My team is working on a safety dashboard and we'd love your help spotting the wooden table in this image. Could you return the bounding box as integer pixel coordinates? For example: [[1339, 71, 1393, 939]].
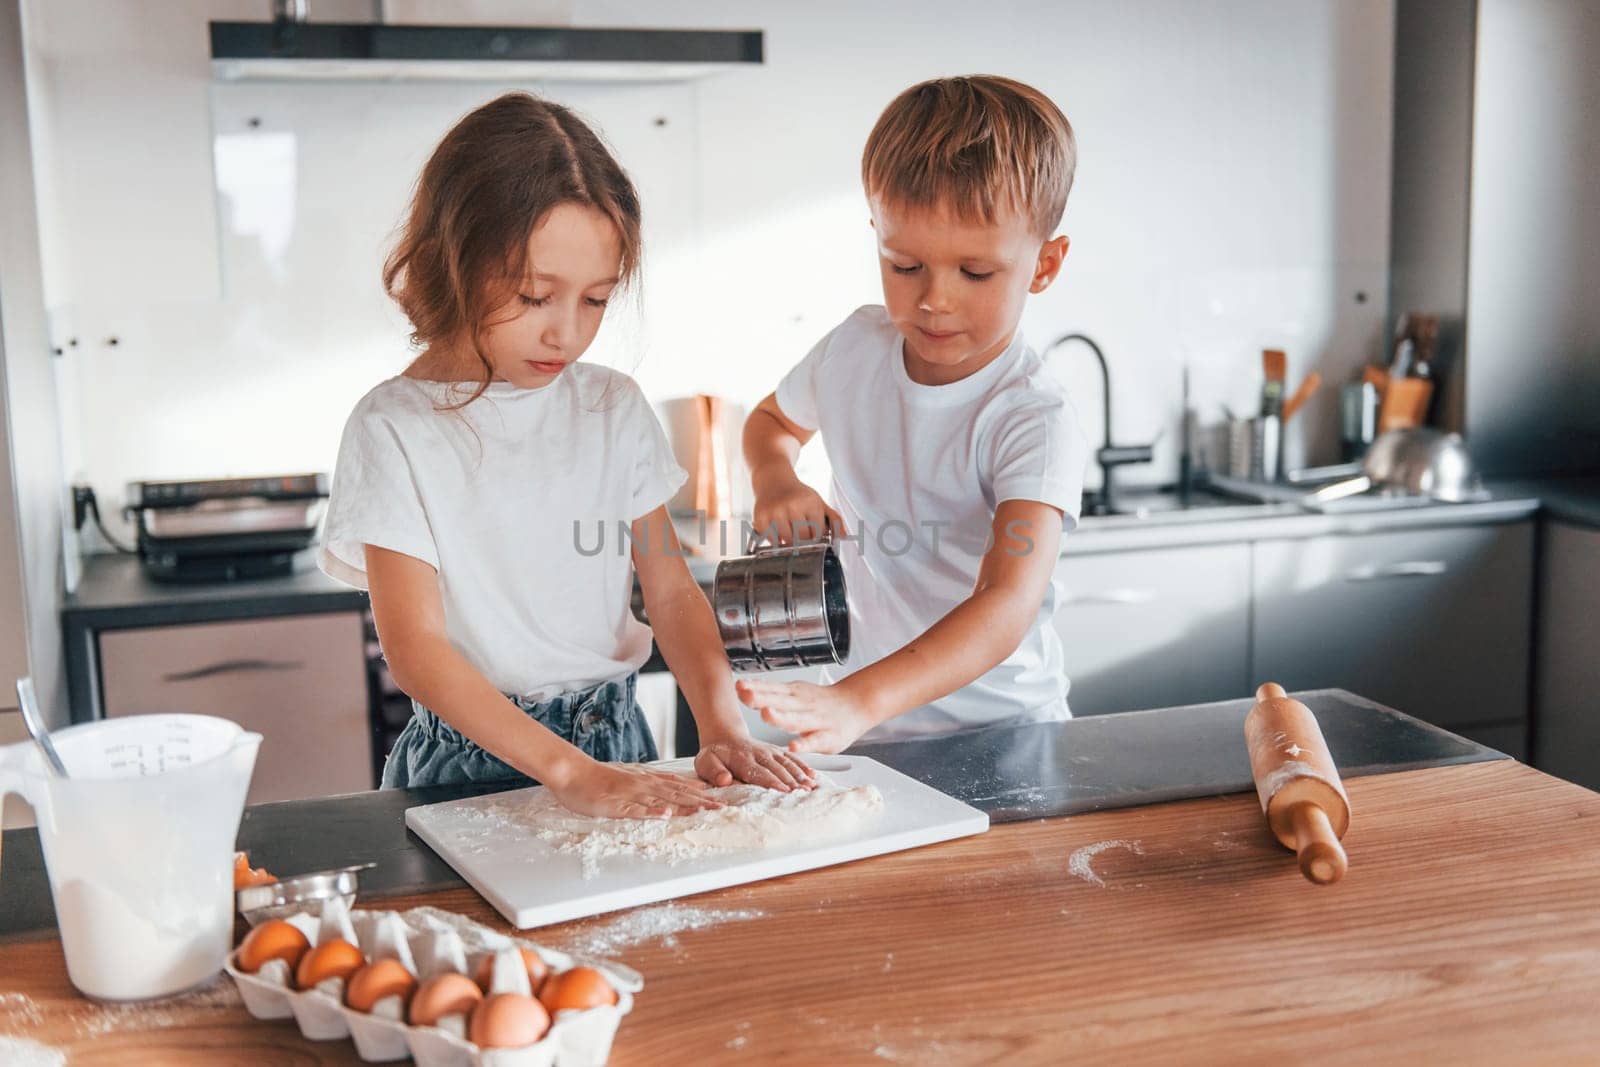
[[3, 760, 1598, 1065]]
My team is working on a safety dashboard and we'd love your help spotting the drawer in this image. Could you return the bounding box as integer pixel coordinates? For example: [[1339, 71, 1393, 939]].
[[1251, 522, 1533, 728], [99, 612, 373, 804], [1054, 542, 1252, 714]]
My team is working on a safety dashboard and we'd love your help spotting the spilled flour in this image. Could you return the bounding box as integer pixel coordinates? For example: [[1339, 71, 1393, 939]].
[[407, 900, 765, 960], [0, 992, 44, 1030], [554, 904, 765, 957], [0, 1036, 64, 1067], [0, 977, 242, 1062], [69, 978, 241, 1038], [414, 774, 885, 879], [725, 1020, 753, 1050], [1067, 839, 1146, 887]]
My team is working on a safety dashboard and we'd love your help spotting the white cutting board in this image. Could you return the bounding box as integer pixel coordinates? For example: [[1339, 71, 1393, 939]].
[[404, 755, 989, 929]]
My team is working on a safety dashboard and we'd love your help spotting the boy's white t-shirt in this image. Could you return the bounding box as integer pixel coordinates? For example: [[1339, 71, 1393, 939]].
[[319, 364, 687, 702], [775, 305, 1090, 742]]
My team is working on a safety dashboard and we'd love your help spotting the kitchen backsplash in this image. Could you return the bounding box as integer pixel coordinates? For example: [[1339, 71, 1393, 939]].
[[24, 0, 1395, 559]]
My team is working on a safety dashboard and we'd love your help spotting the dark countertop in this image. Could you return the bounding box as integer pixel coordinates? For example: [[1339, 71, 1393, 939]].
[[62, 551, 725, 630], [1065, 489, 1539, 554], [1487, 474, 1600, 530], [62, 553, 368, 629], [0, 688, 1502, 940], [63, 480, 1581, 630]]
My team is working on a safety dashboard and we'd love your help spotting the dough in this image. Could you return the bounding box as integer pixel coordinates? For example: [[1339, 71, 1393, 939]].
[[530, 775, 885, 877]]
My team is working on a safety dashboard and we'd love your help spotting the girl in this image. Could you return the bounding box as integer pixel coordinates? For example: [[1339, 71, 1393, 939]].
[[320, 92, 814, 818]]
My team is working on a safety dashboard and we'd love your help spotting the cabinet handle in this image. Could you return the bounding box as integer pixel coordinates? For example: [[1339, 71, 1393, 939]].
[[1060, 588, 1156, 606], [1345, 560, 1448, 582], [161, 658, 306, 683]]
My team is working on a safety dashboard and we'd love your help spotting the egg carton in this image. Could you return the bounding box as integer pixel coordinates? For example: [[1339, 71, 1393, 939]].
[[225, 896, 641, 1066]]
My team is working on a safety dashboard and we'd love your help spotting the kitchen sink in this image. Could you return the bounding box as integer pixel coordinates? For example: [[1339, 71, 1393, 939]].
[[1079, 485, 1301, 525]]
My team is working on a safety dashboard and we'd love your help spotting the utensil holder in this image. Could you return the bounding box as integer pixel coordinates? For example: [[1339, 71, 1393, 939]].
[[1226, 416, 1281, 483], [1378, 378, 1433, 433]]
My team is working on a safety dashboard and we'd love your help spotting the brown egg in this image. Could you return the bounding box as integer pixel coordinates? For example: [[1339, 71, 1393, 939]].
[[235, 919, 310, 975], [409, 972, 484, 1028], [345, 958, 418, 1013], [474, 947, 551, 993], [294, 938, 366, 990], [537, 966, 617, 1013], [469, 993, 550, 1049]]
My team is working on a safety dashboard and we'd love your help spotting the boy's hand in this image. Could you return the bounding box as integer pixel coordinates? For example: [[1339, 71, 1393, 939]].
[[695, 735, 817, 791], [744, 393, 842, 546], [736, 679, 878, 754], [750, 471, 847, 547]]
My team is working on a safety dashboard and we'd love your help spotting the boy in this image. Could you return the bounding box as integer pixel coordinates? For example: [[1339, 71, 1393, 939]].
[[738, 75, 1090, 752]]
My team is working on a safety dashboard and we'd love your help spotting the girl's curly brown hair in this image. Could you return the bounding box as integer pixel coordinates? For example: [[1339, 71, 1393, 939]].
[[384, 92, 642, 404]]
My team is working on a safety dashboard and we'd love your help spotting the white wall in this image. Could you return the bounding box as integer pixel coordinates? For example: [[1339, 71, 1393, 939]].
[[23, 0, 1394, 556]]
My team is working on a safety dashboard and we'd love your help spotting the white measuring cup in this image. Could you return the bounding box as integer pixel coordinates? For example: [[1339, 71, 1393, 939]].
[[0, 714, 261, 1000]]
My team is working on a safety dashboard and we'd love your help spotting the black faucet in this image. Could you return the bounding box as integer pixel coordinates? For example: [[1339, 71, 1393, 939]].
[[1040, 332, 1154, 516]]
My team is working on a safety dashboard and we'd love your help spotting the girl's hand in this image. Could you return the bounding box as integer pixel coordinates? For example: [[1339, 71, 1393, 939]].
[[750, 473, 846, 547], [695, 735, 818, 791], [736, 679, 879, 755], [548, 760, 722, 819]]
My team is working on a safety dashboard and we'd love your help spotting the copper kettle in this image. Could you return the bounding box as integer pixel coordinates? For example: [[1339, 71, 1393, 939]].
[[657, 394, 750, 532], [692, 394, 731, 520]]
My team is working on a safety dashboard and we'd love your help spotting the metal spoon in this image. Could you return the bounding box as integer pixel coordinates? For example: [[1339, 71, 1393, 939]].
[[15, 677, 69, 778]]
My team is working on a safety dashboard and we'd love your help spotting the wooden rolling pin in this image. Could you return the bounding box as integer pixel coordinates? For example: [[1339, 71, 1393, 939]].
[[1244, 683, 1351, 884]]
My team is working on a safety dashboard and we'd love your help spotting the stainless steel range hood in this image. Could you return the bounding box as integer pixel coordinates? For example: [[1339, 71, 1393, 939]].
[[210, 20, 764, 83]]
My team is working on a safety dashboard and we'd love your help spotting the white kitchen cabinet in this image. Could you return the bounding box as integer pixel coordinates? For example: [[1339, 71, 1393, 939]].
[[1053, 543, 1252, 715], [2, 0, 68, 727], [1251, 522, 1533, 730], [98, 612, 373, 805], [22, 2, 222, 309], [1532, 521, 1600, 790]]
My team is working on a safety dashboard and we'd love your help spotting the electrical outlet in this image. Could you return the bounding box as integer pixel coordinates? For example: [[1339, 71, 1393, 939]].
[[71, 485, 95, 531]]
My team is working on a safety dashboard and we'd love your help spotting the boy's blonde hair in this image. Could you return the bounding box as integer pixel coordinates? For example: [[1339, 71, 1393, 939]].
[[861, 75, 1076, 237]]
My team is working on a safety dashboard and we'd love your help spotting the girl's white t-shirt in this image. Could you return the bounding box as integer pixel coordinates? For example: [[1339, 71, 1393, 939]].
[[319, 364, 686, 702], [776, 304, 1090, 741]]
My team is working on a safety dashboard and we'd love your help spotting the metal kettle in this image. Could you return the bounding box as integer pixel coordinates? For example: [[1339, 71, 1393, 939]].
[[1309, 427, 1484, 505]]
